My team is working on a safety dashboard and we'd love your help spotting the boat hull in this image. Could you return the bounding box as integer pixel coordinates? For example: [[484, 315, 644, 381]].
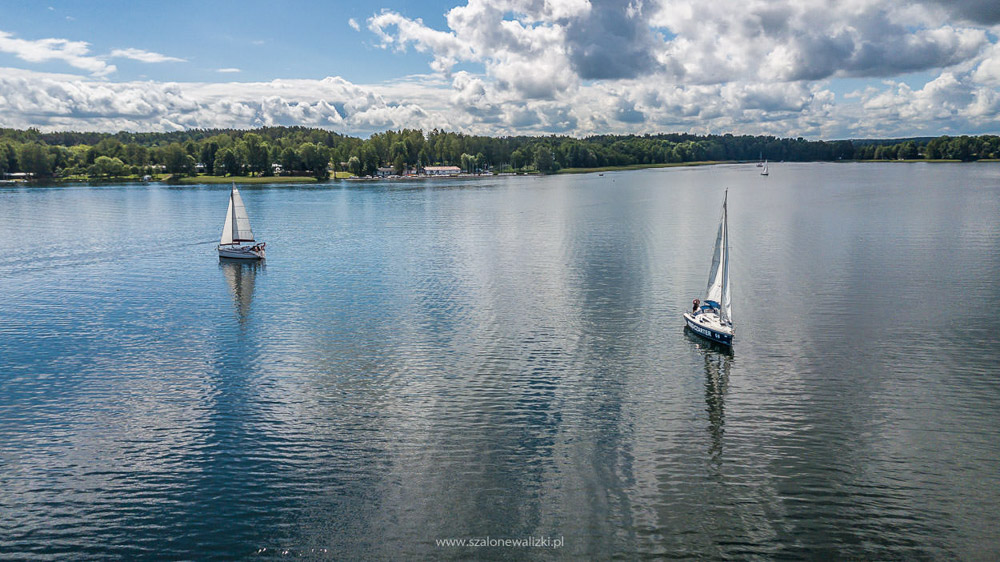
[[683, 313, 734, 346], [218, 246, 265, 260]]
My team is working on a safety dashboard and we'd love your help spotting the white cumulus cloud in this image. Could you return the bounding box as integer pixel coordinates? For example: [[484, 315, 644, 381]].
[[0, 69, 449, 135], [0, 30, 115, 76], [1, 0, 998, 138], [109, 48, 186, 63]]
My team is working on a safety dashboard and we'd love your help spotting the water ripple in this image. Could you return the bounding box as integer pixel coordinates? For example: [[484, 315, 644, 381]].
[[2, 168, 999, 559]]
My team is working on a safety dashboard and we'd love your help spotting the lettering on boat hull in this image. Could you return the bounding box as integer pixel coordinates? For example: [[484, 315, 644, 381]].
[[684, 316, 733, 346]]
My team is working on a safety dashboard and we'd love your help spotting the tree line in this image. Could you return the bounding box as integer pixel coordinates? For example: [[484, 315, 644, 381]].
[[1, 126, 998, 180], [852, 135, 1000, 161]]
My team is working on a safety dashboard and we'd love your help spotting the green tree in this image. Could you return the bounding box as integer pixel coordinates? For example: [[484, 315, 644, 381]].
[[90, 156, 127, 178], [48, 145, 71, 173], [123, 143, 149, 167], [898, 141, 919, 160], [460, 152, 474, 173], [359, 144, 379, 176], [510, 147, 528, 169], [347, 156, 362, 176], [162, 143, 195, 175], [199, 141, 219, 175], [17, 143, 54, 176], [949, 136, 975, 161], [298, 142, 330, 178], [418, 146, 433, 167], [67, 145, 90, 169], [280, 146, 301, 174], [0, 142, 16, 175], [390, 141, 408, 174], [214, 147, 241, 176], [533, 145, 557, 173], [93, 137, 123, 159], [237, 133, 270, 175]]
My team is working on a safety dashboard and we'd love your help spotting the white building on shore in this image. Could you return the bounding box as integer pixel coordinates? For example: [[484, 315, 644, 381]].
[[423, 165, 462, 176]]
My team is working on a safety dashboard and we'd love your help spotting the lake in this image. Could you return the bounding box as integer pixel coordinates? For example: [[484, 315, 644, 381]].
[[1, 162, 999, 559]]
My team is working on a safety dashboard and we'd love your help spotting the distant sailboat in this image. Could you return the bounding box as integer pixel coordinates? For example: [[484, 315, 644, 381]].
[[760, 160, 769, 176], [218, 183, 265, 260], [756, 152, 764, 167], [684, 190, 734, 346]]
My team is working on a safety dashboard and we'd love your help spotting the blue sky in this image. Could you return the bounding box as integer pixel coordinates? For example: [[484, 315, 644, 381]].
[[1, 0, 998, 138], [0, 0, 451, 82]]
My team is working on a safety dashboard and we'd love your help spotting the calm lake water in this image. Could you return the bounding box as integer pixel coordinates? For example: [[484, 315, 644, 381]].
[[2, 163, 999, 559]]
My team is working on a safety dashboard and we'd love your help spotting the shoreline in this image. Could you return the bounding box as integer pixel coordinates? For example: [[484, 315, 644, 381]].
[[555, 158, 995, 174], [172, 175, 320, 184], [556, 160, 734, 174], [4, 159, 996, 187]]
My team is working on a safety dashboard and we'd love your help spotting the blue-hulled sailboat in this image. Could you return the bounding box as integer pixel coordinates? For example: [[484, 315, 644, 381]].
[[684, 190, 734, 346]]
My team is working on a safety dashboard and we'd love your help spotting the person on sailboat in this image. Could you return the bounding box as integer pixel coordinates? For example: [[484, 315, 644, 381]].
[[692, 299, 700, 313]]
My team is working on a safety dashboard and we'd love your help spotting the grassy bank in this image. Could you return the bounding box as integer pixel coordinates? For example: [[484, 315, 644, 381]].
[[52, 173, 171, 182], [172, 171, 353, 183], [557, 161, 733, 174], [172, 175, 319, 184]]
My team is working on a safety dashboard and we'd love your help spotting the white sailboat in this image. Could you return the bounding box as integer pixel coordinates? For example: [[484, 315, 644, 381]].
[[218, 183, 265, 260], [760, 160, 769, 176], [684, 190, 734, 346]]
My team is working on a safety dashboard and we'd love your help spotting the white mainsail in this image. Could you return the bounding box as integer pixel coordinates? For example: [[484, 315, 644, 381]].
[[220, 184, 255, 245], [704, 191, 732, 323]]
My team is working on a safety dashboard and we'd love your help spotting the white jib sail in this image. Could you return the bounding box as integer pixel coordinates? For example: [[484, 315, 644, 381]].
[[220, 194, 235, 245], [705, 203, 725, 303]]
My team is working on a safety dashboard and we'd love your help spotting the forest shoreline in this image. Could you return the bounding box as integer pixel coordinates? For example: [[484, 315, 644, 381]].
[[6, 157, 1000, 188]]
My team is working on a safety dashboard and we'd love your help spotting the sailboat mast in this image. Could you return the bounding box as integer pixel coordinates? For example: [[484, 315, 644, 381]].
[[230, 184, 238, 245], [721, 190, 732, 324]]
